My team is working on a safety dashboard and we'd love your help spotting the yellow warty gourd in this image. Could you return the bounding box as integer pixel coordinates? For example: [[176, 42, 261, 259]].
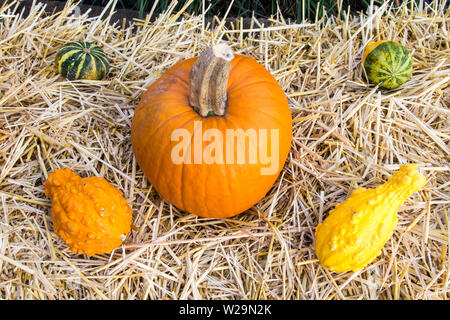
[[315, 164, 426, 272]]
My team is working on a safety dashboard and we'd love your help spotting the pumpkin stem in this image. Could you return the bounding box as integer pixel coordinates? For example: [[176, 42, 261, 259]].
[[189, 43, 234, 117]]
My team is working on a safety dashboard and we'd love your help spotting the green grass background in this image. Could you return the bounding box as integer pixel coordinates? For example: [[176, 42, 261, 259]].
[[78, 0, 444, 21]]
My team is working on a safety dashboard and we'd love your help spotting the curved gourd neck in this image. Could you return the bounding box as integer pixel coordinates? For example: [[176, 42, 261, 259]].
[[376, 164, 426, 200]]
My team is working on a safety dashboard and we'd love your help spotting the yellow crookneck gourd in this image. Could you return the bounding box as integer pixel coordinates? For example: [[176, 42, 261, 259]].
[[315, 164, 426, 272]]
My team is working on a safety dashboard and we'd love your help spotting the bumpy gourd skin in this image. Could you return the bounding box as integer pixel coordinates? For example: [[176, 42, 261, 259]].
[[44, 168, 132, 257], [315, 164, 426, 272]]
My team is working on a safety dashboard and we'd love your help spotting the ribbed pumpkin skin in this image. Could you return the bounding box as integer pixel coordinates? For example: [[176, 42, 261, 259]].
[[55, 41, 110, 80], [44, 168, 132, 256], [131, 55, 292, 218], [315, 164, 426, 272], [362, 40, 412, 90]]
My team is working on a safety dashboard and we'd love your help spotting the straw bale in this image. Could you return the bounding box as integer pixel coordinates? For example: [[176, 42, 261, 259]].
[[0, 0, 448, 299]]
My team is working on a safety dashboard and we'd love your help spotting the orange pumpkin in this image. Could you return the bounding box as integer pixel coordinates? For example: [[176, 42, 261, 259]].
[[131, 44, 292, 218]]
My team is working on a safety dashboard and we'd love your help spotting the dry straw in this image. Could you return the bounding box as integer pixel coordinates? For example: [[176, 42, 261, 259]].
[[0, 0, 449, 299]]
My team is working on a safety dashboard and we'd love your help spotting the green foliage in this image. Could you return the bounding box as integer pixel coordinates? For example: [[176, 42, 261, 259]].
[[77, 0, 444, 21]]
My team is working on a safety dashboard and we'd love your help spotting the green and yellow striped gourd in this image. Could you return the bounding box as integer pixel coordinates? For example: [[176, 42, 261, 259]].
[[55, 41, 109, 80], [362, 40, 412, 90]]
